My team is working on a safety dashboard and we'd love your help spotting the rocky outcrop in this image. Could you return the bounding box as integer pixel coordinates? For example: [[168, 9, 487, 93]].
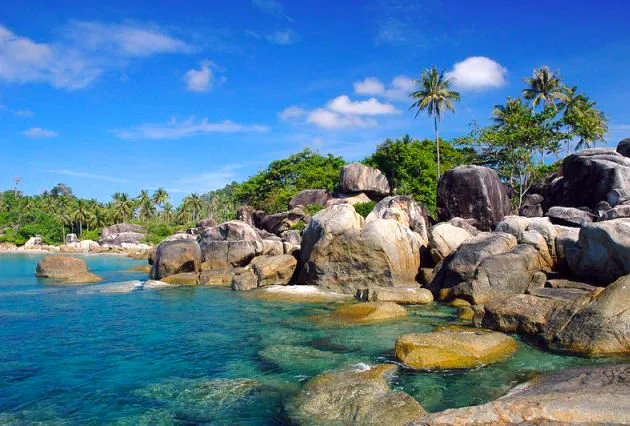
[[474, 294, 562, 335], [437, 165, 511, 231], [356, 287, 433, 305], [288, 364, 425, 426], [249, 255, 297, 286], [35, 256, 103, 284], [288, 189, 332, 209], [150, 239, 202, 280], [567, 218, 630, 284], [236, 205, 263, 228], [196, 217, 216, 229], [24, 235, 43, 248], [546, 148, 630, 209], [395, 329, 517, 370], [519, 193, 544, 217], [326, 192, 372, 206], [299, 206, 423, 293], [543, 274, 630, 355], [100, 223, 146, 247], [327, 302, 407, 324], [429, 223, 472, 263], [339, 163, 390, 197], [412, 364, 630, 425], [366, 196, 430, 242], [546, 206, 596, 227], [430, 232, 517, 295], [198, 221, 263, 270], [259, 207, 308, 235]]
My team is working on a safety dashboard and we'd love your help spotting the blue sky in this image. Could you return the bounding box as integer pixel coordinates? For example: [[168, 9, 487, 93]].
[[1, 0, 629, 204]]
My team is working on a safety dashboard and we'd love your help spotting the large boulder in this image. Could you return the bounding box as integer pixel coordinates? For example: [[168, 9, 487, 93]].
[[24, 235, 43, 248], [196, 217, 216, 229], [412, 364, 630, 425], [437, 165, 511, 231], [250, 255, 297, 286], [150, 239, 202, 280], [259, 207, 308, 235], [544, 274, 630, 355], [617, 137, 630, 158], [395, 329, 517, 370], [327, 302, 407, 324], [198, 221, 263, 270], [339, 163, 390, 197], [567, 218, 630, 284], [356, 287, 433, 305], [451, 244, 548, 305], [326, 192, 372, 207], [288, 364, 425, 426], [288, 189, 331, 209], [546, 206, 596, 227], [35, 256, 103, 284], [429, 223, 472, 263], [100, 223, 145, 247], [299, 208, 423, 293], [366, 196, 430, 242], [547, 148, 630, 209], [236, 205, 263, 228], [429, 232, 518, 295]]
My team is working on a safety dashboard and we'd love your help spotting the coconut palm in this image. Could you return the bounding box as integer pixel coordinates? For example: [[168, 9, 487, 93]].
[[72, 199, 89, 236], [139, 199, 156, 222], [492, 97, 525, 126], [410, 65, 461, 178], [152, 188, 169, 207], [522, 66, 567, 110], [162, 202, 174, 223], [112, 193, 133, 223]]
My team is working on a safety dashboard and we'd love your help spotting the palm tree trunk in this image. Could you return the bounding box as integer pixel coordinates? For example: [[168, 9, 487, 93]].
[[434, 115, 441, 180]]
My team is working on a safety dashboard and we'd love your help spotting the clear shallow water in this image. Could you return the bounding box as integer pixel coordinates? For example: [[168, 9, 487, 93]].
[[0, 254, 615, 424]]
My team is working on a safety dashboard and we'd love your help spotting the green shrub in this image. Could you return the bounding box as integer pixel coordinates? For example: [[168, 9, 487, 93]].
[[143, 222, 178, 245], [80, 229, 101, 241], [305, 204, 325, 216], [354, 201, 377, 218]]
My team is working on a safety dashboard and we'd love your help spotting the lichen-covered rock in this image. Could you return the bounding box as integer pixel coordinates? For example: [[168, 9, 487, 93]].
[[150, 239, 201, 280], [395, 329, 517, 370], [366, 196, 430, 242], [567, 218, 630, 284], [288, 364, 425, 426], [250, 255, 297, 286], [288, 189, 332, 209], [339, 163, 390, 197], [35, 256, 103, 284], [437, 165, 511, 231], [356, 287, 433, 305], [327, 302, 407, 324]]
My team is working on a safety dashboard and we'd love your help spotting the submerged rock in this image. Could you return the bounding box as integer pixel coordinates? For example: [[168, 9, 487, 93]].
[[288, 364, 425, 426], [395, 329, 517, 370], [258, 344, 350, 375], [35, 256, 103, 284], [412, 364, 630, 425], [327, 302, 407, 324], [161, 272, 199, 285], [250, 285, 352, 303], [356, 287, 433, 305]]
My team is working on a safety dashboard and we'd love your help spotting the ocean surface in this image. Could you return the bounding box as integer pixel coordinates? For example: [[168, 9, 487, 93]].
[[0, 253, 611, 425]]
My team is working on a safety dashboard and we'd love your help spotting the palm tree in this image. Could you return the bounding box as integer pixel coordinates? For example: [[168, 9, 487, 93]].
[[492, 97, 524, 125], [58, 208, 72, 242], [112, 193, 133, 223], [522, 66, 567, 110], [139, 199, 156, 222], [72, 199, 89, 237], [162, 202, 174, 223], [410, 65, 461, 178], [152, 188, 169, 222]]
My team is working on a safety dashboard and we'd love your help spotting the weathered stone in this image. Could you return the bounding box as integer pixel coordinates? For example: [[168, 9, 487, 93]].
[[567, 218, 630, 284], [429, 232, 518, 294], [546, 206, 596, 227], [617, 137, 630, 157], [252, 285, 352, 303], [260, 207, 309, 235], [100, 223, 145, 246], [326, 192, 372, 207], [196, 217, 216, 229], [601, 204, 630, 220], [235, 205, 262, 228], [204, 220, 262, 242], [451, 244, 548, 305], [437, 165, 511, 231], [127, 264, 151, 273], [366, 196, 430, 241], [328, 302, 407, 324], [288, 364, 425, 426], [553, 225, 579, 272], [528, 287, 591, 303], [429, 223, 473, 264], [544, 274, 630, 355], [518, 203, 543, 217], [288, 189, 332, 209], [24, 235, 43, 248], [606, 188, 630, 207], [521, 229, 552, 267], [35, 256, 103, 284], [150, 239, 201, 280], [250, 255, 297, 286], [231, 268, 258, 291], [261, 239, 283, 256], [474, 294, 561, 335], [356, 287, 433, 305], [199, 269, 238, 286], [495, 216, 531, 240], [412, 364, 630, 425], [281, 230, 302, 246], [522, 193, 544, 206], [339, 163, 390, 197], [161, 272, 199, 285], [227, 240, 261, 267], [395, 329, 517, 370], [448, 217, 481, 236], [65, 233, 78, 243], [546, 278, 598, 292]]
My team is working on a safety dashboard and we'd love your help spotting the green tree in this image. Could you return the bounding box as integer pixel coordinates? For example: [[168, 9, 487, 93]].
[[410, 66, 461, 178], [522, 66, 567, 109], [72, 199, 89, 236]]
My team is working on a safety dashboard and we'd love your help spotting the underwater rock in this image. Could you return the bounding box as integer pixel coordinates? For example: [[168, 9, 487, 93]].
[[327, 302, 407, 324]]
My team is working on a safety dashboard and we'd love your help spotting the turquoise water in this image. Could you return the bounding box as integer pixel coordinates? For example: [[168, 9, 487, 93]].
[[0, 254, 615, 424]]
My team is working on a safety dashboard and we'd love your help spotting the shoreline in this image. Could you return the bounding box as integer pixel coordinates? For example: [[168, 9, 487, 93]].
[[0, 248, 146, 258]]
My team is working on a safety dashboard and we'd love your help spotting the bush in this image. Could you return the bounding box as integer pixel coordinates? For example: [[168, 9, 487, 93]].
[[143, 222, 178, 245], [354, 201, 377, 218], [80, 229, 101, 241], [305, 204, 325, 216]]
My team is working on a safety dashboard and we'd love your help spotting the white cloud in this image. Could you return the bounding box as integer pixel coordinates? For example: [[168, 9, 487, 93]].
[[184, 60, 217, 93], [111, 116, 270, 140], [278, 105, 306, 121], [446, 56, 507, 90], [353, 77, 385, 96], [327, 95, 400, 116], [307, 108, 377, 129], [21, 127, 58, 138], [251, 0, 293, 21], [266, 29, 299, 45], [38, 168, 130, 183], [14, 109, 34, 117], [0, 22, 194, 90], [353, 75, 414, 101]]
